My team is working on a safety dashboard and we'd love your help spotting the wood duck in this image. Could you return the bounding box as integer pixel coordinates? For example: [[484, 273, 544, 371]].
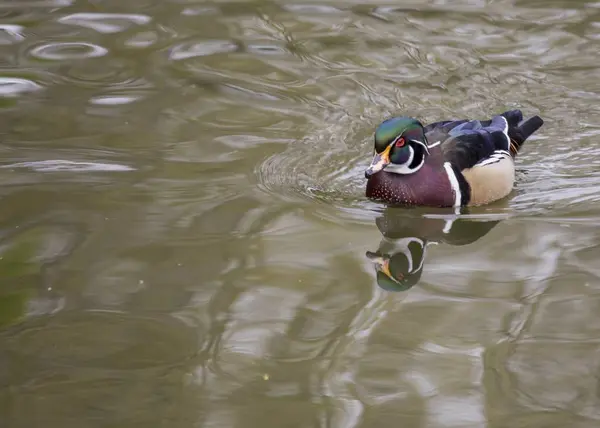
[[366, 208, 501, 291], [365, 109, 544, 207]]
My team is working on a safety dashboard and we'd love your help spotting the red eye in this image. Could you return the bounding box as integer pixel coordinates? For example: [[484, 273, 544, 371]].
[[395, 137, 405, 147]]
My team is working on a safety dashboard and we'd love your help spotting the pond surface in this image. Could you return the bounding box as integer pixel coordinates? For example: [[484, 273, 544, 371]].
[[1, 0, 600, 427]]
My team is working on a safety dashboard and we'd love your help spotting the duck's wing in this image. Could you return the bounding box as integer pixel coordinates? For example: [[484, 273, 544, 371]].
[[438, 115, 511, 170], [424, 110, 525, 141], [433, 110, 543, 170]]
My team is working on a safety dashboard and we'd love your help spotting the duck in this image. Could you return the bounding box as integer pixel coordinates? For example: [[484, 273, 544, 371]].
[[364, 109, 544, 207]]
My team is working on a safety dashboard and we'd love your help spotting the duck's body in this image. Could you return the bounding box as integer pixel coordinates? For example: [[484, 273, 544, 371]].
[[365, 110, 544, 207]]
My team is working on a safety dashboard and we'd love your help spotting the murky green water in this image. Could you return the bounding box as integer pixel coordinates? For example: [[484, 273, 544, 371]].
[[1, 0, 600, 427]]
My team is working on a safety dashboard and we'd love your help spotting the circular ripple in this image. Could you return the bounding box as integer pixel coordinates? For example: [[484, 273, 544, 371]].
[[0, 24, 25, 45], [57, 13, 152, 34], [169, 40, 239, 61], [0, 77, 42, 96], [90, 94, 143, 105], [256, 115, 383, 224], [64, 60, 148, 88], [29, 42, 108, 61], [1, 310, 198, 370], [258, 146, 366, 203]]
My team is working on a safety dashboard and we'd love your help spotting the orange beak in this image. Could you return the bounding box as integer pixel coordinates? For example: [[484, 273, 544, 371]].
[[366, 251, 400, 280], [365, 144, 392, 178]]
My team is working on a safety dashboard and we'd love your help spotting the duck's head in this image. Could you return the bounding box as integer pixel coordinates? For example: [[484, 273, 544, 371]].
[[365, 117, 429, 178]]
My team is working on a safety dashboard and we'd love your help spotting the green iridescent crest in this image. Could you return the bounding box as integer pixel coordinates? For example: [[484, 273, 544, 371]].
[[374, 117, 426, 153]]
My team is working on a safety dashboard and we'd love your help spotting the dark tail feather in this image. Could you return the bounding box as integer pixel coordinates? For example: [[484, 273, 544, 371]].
[[501, 109, 524, 128], [508, 115, 544, 156]]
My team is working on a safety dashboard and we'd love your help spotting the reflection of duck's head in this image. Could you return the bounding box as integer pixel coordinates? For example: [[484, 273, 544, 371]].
[[367, 207, 502, 292], [366, 237, 427, 292]]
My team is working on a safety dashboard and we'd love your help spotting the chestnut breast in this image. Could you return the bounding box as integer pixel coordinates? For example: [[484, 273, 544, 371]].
[[366, 163, 455, 207]]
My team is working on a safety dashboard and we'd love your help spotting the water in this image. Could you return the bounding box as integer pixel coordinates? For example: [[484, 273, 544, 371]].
[[1, 0, 600, 427]]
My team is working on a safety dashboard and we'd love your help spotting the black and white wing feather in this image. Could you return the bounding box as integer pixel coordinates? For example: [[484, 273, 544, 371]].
[[424, 109, 543, 170]]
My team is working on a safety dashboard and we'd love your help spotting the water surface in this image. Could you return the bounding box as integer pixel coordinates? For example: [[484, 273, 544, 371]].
[[1, 0, 600, 427]]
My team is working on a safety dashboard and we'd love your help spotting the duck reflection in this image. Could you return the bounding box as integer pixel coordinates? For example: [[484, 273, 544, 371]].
[[366, 208, 502, 291]]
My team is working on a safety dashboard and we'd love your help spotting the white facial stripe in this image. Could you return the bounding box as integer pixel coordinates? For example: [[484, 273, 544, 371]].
[[443, 162, 462, 207], [404, 146, 415, 166]]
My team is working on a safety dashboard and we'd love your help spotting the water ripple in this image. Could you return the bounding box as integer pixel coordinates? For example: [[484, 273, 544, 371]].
[[0, 24, 25, 44], [0, 0, 72, 8], [89, 94, 144, 105], [29, 42, 108, 61], [255, 101, 386, 224], [1, 160, 135, 172], [169, 40, 239, 60], [0, 77, 42, 96], [58, 13, 152, 34]]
